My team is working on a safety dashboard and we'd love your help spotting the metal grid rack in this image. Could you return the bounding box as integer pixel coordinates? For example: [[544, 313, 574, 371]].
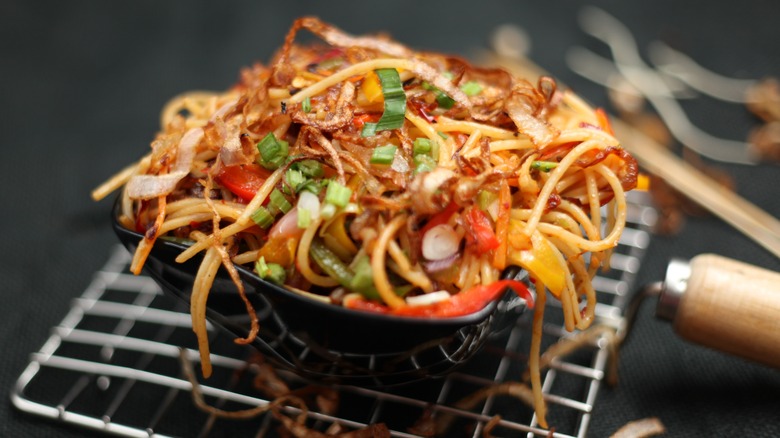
[[12, 192, 656, 438]]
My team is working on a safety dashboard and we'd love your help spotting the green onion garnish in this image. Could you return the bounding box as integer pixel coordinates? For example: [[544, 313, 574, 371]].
[[285, 168, 305, 191], [460, 81, 483, 96], [413, 138, 432, 156], [302, 96, 312, 113], [349, 255, 379, 299], [324, 180, 352, 207], [256, 132, 289, 170], [531, 161, 559, 172], [414, 154, 437, 174], [422, 81, 455, 109], [255, 257, 286, 285], [361, 68, 407, 137], [370, 144, 397, 165], [269, 189, 292, 214], [250, 206, 274, 229], [320, 202, 337, 220], [297, 207, 311, 229], [477, 189, 498, 212], [295, 159, 324, 178]]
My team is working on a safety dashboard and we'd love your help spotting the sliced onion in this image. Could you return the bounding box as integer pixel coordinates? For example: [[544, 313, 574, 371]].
[[268, 208, 300, 240], [126, 127, 203, 199], [422, 224, 460, 260], [423, 253, 458, 272], [406, 290, 451, 307]]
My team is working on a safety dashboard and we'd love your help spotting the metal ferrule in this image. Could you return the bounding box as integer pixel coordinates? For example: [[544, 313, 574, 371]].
[[656, 258, 692, 322]]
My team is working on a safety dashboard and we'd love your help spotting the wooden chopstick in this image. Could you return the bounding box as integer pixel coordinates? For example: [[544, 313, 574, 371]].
[[611, 119, 780, 259]]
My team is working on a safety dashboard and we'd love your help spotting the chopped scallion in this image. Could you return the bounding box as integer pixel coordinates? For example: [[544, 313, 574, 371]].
[[361, 68, 407, 137], [421, 81, 455, 109], [320, 202, 337, 220], [285, 169, 305, 191], [295, 159, 324, 177], [298, 179, 324, 195], [250, 206, 274, 229], [256, 132, 289, 170], [477, 190, 498, 212], [324, 180, 352, 207], [370, 144, 397, 165], [531, 160, 559, 172], [460, 80, 483, 96], [414, 154, 437, 174], [269, 189, 292, 214], [349, 255, 379, 299], [297, 207, 311, 229], [413, 138, 432, 155], [255, 257, 286, 285], [302, 96, 312, 113]]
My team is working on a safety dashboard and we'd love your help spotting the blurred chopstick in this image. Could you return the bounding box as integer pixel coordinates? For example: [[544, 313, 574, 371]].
[[482, 52, 780, 260], [611, 119, 780, 259]]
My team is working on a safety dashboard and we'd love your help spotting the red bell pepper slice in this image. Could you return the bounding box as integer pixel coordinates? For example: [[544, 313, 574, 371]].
[[215, 164, 271, 203], [345, 279, 534, 318], [464, 207, 500, 254]]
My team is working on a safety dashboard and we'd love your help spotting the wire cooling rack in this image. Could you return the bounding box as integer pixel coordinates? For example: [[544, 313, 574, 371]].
[[12, 192, 656, 438]]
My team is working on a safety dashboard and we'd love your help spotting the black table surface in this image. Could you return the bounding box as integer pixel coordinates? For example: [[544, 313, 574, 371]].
[[2, 1, 779, 436]]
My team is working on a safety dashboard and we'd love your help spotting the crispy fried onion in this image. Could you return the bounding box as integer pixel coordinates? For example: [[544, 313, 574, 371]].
[[126, 127, 203, 199], [178, 349, 390, 437], [291, 81, 356, 131], [304, 127, 346, 185], [505, 77, 560, 147], [272, 16, 411, 87]]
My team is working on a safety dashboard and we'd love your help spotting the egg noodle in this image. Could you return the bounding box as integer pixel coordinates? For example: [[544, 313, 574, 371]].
[[92, 17, 637, 428]]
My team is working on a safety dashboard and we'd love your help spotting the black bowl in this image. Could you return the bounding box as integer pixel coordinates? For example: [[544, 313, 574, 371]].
[[111, 197, 528, 386]]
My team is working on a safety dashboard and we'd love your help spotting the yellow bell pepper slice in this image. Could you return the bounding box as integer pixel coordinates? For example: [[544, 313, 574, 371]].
[[506, 219, 566, 297], [360, 71, 384, 104]]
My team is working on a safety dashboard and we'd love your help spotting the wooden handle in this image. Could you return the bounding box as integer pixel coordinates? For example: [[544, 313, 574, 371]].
[[672, 254, 780, 368]]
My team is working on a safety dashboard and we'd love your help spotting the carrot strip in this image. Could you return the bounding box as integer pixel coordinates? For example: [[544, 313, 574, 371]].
[[493, 180, 511, 270]]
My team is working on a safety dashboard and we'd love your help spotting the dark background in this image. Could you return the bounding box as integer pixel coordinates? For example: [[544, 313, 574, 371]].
[[2, 0, 779, 436]]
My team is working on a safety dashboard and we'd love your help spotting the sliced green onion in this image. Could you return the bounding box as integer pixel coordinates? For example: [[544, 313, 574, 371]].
[[298, 179, 324, 195], [413, 138, 432, 156], [477, 190, 498, 212], [325, 180, 352, 207], [318, 56, 343, 71], [285, 168, 306, 191], [361, 68, 407, 137], [414, 154, 437, 174], [422, 81, 455, 109], [302, 96, 312, 113], [269, 189, 292, 214], [460, 80, 483, 96], [256, 132, 289, 170], [349, 255, 379, 299], [255, 257, 286, 285], [437, 131, 448, 139], [297, 207, 311, 229], [158, 236, 195, 246], [320, 202, 337, 220], [531, 160, 559, 172], [370, 144, 397, 165], [295, 159, 324, 178], [250, 206, 274, 229], [434, 93, 455, 109]]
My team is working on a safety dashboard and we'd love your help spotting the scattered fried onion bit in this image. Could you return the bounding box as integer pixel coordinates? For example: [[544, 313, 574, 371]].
[[610, 417, 666, 438], [178, 350, 389, 437]]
